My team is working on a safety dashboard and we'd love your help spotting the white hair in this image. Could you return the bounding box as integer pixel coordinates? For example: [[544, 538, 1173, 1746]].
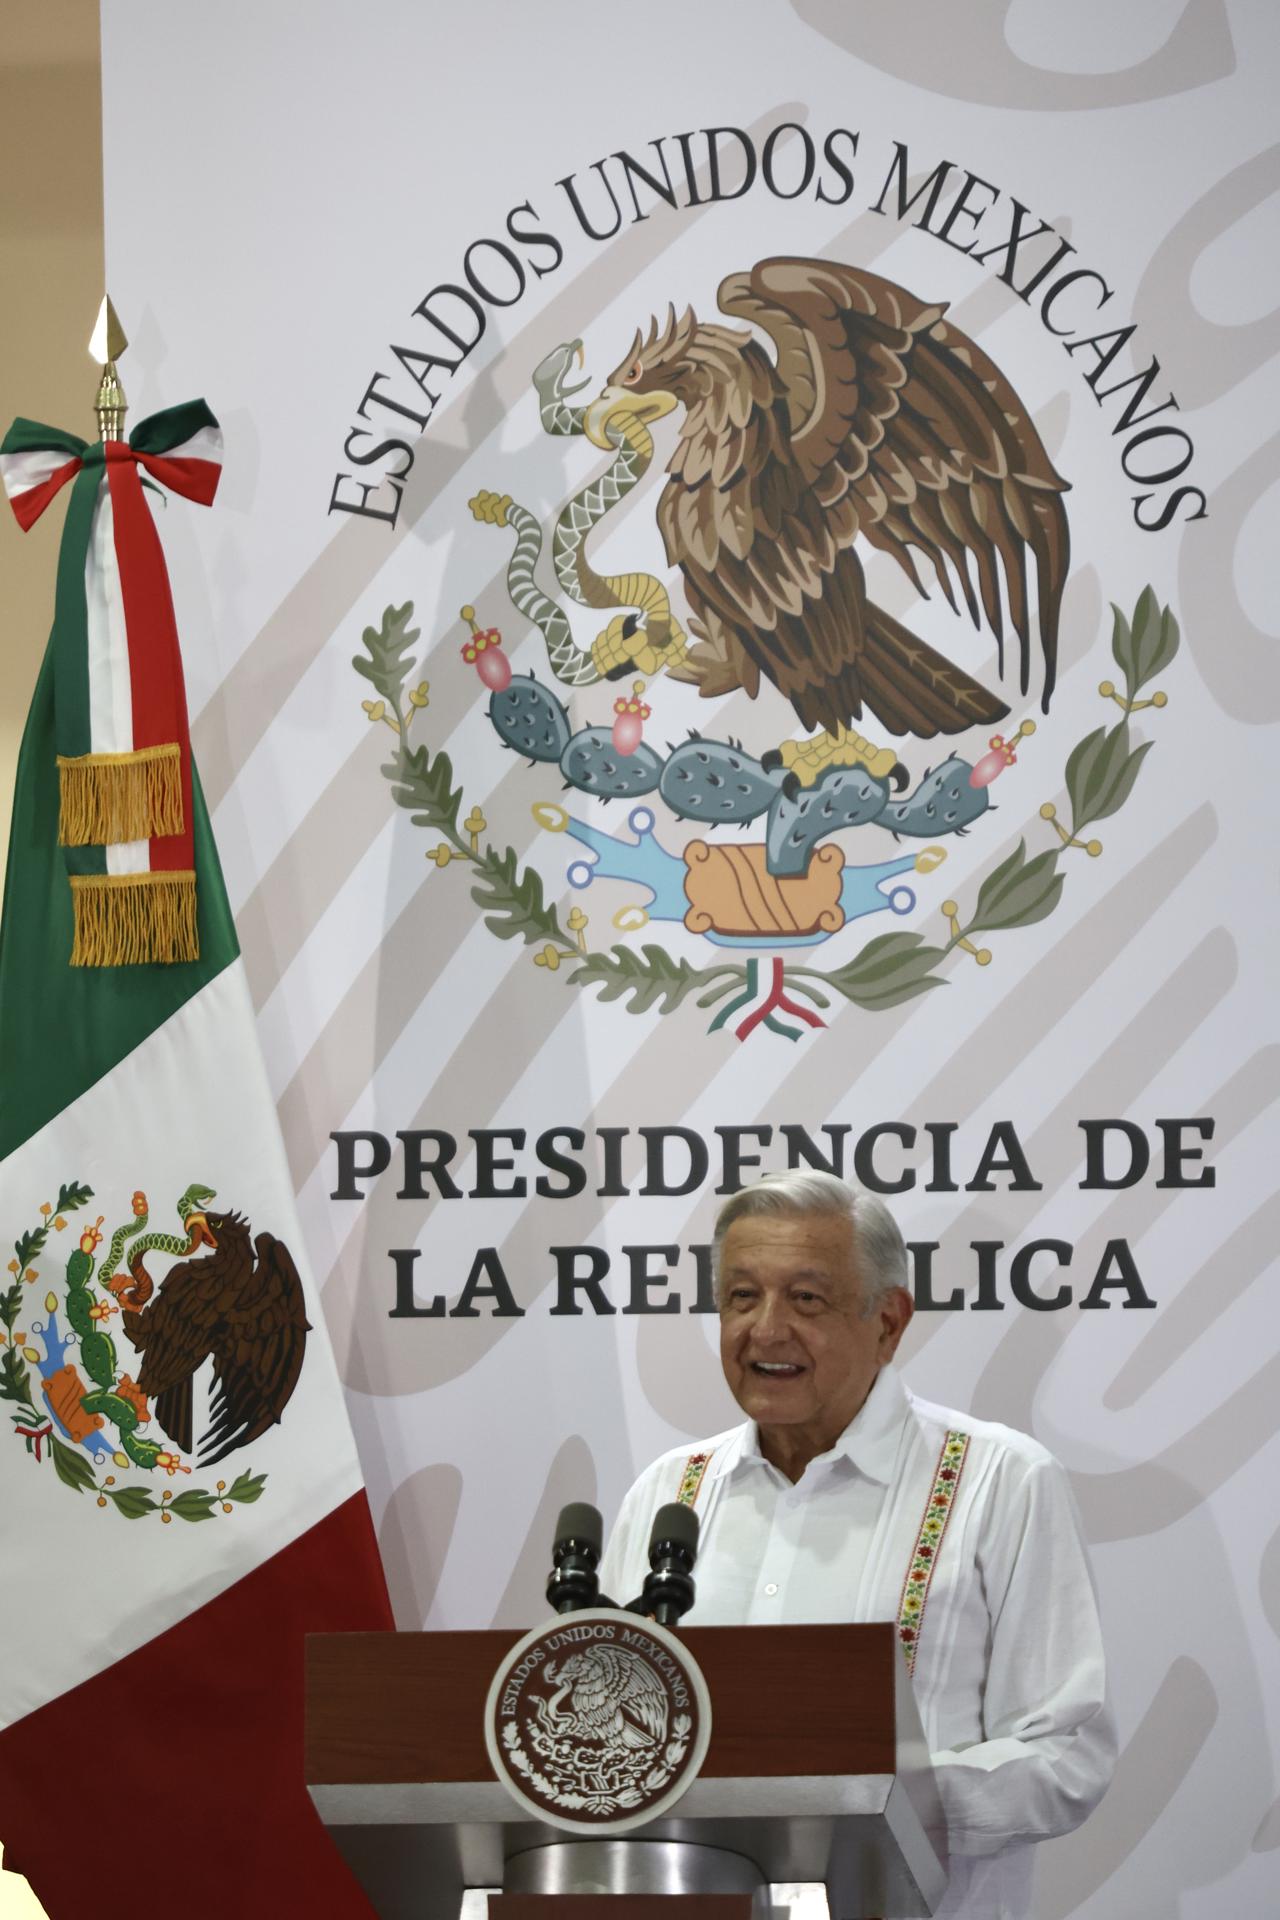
[[710, 1169, 908, 1314]]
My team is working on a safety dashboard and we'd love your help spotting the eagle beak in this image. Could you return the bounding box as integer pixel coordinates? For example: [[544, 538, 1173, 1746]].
[[584, 383, 678, 450], [187, 1212, 218, 1249]]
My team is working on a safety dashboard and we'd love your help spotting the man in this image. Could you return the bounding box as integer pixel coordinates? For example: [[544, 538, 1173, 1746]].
[[599, 1171, 1115, 1920]]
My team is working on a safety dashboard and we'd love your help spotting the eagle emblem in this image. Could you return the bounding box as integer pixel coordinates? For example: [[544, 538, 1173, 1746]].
[[355, 254, 1177, 1036], [539, 1642, 670, 1752], [114, 1204, 309, 1468], [485, 1610, 709, 1830], [584, 257, 1068, 762], [2, 1179, 307, 1523]]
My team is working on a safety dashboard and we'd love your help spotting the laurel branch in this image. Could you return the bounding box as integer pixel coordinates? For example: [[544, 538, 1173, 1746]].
[[356, 589, 1177, 1027], [499, 1703, 691, 1815]]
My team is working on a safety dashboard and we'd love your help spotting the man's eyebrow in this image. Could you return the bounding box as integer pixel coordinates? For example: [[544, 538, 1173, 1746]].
[[722, 1264, 834, 1283]]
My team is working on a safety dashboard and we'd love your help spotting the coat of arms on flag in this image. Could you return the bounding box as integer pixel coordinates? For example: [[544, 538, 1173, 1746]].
[[3, 1177, 307, 1519]]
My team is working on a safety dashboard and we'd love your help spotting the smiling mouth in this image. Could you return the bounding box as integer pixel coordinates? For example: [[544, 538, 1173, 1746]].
[[751, 1362, 805, 1378]]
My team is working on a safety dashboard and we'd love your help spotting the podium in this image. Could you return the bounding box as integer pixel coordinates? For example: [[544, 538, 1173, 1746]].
[[306, 1622, 947, 1919]]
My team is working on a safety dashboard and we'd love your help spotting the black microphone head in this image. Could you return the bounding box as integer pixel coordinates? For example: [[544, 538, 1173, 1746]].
[[554, 1501, 603, 1559], [648, 1500, 699, 1562], [547, 1502, 605, 1614]]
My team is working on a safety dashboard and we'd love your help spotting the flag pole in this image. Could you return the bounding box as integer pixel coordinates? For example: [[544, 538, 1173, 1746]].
[[89, 295, 128, 440]]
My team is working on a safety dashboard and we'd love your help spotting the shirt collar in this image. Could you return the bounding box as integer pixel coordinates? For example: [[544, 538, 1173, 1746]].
[[715, 1364, 910, 1487]]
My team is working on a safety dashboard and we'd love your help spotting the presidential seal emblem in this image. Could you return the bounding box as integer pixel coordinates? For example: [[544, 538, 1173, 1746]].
[[355, 256, 1178, 1041], [484, 1608, 712, 1833]]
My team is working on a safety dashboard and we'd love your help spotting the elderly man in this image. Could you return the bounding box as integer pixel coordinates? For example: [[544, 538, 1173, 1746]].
[[599, 1171, 1114, 1920]]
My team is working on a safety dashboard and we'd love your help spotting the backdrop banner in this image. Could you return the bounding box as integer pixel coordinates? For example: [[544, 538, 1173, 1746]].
[[98, 4, 1278, 1915]]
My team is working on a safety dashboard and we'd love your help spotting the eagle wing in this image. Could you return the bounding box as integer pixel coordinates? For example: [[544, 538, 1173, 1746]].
[[618, 1657, 668, 1744], [657, 311, 879, 736], [716, 257, 1070, 708], [565, 1646, 667, 1746], [200, 1230, 310, 1468], [129, 1255, 222, 1454], [562, 1650, 618, 1731]]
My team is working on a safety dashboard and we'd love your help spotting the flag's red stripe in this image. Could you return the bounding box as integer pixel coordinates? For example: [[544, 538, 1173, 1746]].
[[106, 444, 194, 871], [7, 457, 82, 530], [137, 452, 221, 505], [0, 1491, 393, 1918]]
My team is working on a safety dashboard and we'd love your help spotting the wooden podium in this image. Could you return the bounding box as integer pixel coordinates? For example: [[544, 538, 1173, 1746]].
[[305, 1622, 947, 1919]]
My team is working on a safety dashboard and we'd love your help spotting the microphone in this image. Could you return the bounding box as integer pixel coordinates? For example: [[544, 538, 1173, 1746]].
[[546, 1501, 605, 1614], [631, 1500, 699, 1626]]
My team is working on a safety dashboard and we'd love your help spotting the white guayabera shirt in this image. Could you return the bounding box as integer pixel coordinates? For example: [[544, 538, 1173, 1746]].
[[599, 1366, 1115, 1920]]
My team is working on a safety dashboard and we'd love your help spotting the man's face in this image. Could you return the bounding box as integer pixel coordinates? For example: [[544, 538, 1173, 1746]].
[[717, 1209, 912, 1455]]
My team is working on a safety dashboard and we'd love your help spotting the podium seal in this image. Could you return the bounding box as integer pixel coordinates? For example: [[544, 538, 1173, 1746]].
[[484, 1607, 712, 1833]]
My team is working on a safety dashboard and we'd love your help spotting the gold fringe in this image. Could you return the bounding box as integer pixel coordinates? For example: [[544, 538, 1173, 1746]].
[[58, 744, 183, 847], [69, 870, 198, 967]]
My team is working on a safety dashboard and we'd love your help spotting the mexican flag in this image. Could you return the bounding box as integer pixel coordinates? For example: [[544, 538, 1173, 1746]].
[[0, 407, 393, 1916]]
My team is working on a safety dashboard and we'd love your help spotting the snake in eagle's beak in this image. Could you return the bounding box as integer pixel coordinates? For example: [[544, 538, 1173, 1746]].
[[583, 381, 678, 449]]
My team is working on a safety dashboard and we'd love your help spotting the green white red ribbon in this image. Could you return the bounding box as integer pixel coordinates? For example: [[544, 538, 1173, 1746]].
[[707, 955, 826, 1041], [1, 402, 221, 963]]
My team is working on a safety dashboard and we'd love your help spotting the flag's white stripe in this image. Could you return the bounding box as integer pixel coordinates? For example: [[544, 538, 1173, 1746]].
[[105, 837, 151, 874], [1, 445, 78, 499], [84, 476, 149, 872], [0, 957, 365, 1730], [84, 480, 136, 763], [160, 423, 222, 464]]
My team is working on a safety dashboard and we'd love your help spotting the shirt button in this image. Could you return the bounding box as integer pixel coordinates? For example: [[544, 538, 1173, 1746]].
[[764, 1582, 779, 1596]]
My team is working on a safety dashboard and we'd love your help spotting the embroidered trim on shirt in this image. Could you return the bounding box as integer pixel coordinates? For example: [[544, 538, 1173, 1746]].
[[897, 1429, 970, 1675], [675, 1451, 713, 1508]]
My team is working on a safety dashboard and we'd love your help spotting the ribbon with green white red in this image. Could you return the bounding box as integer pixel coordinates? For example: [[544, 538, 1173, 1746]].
[[707, 956, 826, 1041], [897, 1429, 970, 1675], [1, 401, 221, 965]]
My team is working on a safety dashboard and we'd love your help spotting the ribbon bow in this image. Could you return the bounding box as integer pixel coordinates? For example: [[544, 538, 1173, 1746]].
[[0, 401, 222, 966]]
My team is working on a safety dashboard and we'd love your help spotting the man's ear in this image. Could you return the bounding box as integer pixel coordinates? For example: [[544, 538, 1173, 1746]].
[[879, 1285, 914, 1360]]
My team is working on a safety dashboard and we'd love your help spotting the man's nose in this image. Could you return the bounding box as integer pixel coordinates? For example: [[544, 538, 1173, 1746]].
[[749, 1293, 794, 1344]]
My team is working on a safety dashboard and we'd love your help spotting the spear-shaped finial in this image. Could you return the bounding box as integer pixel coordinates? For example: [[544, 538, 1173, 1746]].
[[89, 296, 128, 440]]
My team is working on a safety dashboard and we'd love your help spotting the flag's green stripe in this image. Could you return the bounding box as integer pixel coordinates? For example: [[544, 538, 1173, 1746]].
[[0, 640, 240, 1162], [50, 463, 100, 762], [63, 845, 108, 876], [0, 418, 87, 460], [129, 399, 217, 454]]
